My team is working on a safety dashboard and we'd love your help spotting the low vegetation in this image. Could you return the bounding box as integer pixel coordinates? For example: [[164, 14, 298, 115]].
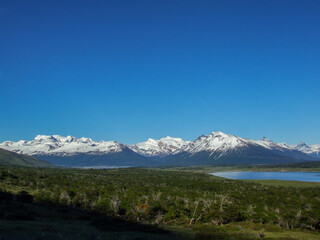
[[0, 166, 320, 239]]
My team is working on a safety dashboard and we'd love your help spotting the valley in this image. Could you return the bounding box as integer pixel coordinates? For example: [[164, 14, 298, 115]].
[[0, 165, 320, 239], [1, 132, 320, 239], [2, 1, 319, 239]]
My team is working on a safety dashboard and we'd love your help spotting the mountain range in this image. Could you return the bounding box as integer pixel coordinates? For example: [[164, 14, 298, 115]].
[[0, 131, 319, 167]]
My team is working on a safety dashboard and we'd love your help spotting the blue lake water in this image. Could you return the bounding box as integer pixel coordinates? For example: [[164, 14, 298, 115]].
[[210, 171, 320, 182]]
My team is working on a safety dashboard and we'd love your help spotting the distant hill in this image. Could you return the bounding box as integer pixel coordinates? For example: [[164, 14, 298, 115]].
[[0, 148, 52, 167]]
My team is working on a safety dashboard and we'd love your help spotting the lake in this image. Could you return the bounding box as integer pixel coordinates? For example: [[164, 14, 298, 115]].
[[210, 171, 320, 182]]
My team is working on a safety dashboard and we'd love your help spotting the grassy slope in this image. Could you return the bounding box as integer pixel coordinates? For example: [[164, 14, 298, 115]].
[[0, 148, 52, 167]]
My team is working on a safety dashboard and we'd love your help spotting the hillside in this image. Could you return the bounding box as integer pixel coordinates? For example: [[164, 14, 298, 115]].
[[0, 148, 52, 167]]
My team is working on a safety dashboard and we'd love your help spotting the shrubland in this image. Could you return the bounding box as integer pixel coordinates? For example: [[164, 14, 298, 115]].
[[0, 166, 320, 239]]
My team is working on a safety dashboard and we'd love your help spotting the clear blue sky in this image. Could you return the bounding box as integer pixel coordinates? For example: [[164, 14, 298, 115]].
[[0, 0, 319, 145]]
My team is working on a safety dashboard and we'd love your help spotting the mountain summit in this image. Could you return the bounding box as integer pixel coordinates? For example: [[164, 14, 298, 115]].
[[0, 131, 318, 167], [1, 135, 125, 156], [294, 142, 320, 158], [129, 137, 190, 157], [0, 135, 146, 167], [162, 131, 315, 166]]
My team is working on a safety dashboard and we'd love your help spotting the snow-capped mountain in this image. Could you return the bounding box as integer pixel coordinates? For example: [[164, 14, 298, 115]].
[[0, 131, 318, 167], [0, 135, 125, 156], [163, 131, 315, 166], [178, 131, 247, 156], [177, 132, 293, 155], [293, 142, 320, 158], [0, 135, 148, 167], [129, 137, 190, 157]]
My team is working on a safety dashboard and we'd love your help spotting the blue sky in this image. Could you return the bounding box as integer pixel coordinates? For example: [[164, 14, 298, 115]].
[[0, 0, 319, 145]]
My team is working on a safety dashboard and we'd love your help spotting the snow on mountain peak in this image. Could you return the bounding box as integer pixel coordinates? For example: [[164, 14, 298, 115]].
[[293, 142, 319, 155], [179, 131, 305, 156], [34, 135, 57, 142], [79, 137, 92, 143], [0, 135, 124, 156], [211, 131, 227, 135], [1, 132, 319, 159], [179, 131, 247, 156], [147, 138, 158, 143], [129, 136, 190, 157], [296, 142, 309, 148], [160, 136, 177, 140]]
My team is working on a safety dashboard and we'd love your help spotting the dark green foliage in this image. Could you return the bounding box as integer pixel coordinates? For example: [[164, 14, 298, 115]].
[[0, 166, 319, 232], [0, 148, 52, 167]]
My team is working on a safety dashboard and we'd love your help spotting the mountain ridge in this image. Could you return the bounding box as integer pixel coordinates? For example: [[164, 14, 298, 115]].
[[0, 131, 318, 167], [130, 136, 190, 157]]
